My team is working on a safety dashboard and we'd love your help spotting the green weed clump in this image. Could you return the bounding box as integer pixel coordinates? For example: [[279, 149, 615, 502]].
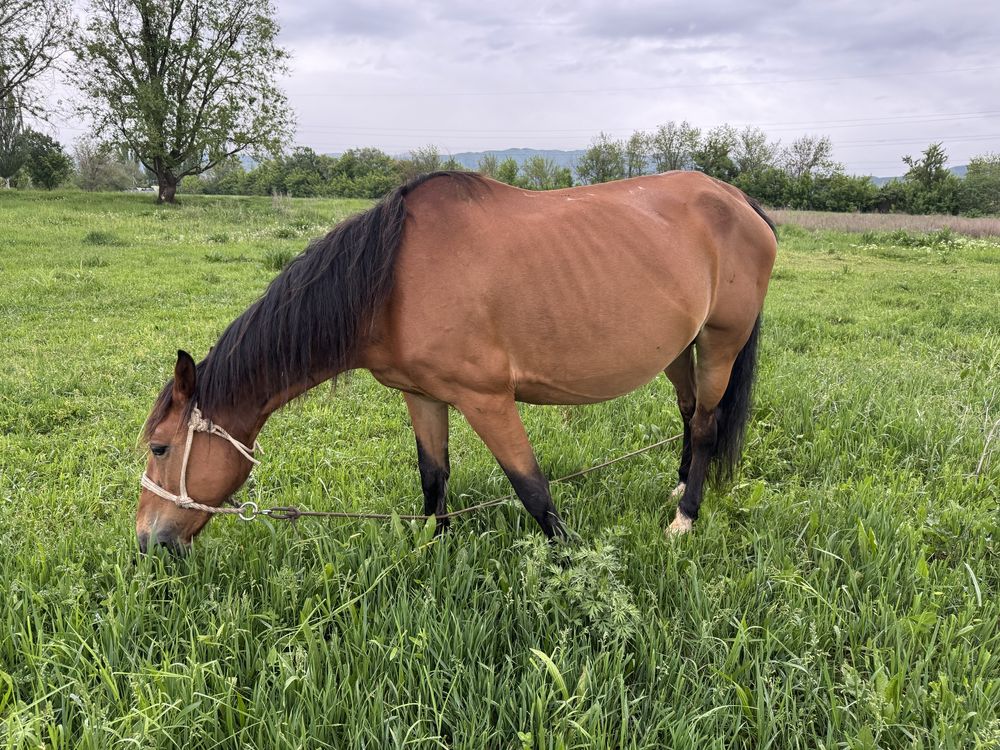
[[263, 247, 295, 271], [0, 191, 998, 749], [81, 229, 122, 246]]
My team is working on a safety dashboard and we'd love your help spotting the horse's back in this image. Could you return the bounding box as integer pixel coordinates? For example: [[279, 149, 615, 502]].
[[363, 172, 775, 405]]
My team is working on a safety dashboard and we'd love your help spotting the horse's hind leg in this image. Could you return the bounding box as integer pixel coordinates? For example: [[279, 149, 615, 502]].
[[454, 393, 565, 539], [664, 344, 696, 499], [668, 320, 757, 535], [403, 393, 451, 531]]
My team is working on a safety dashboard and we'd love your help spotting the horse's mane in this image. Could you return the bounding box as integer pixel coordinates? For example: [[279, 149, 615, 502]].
[[144, 171, 488, 440]]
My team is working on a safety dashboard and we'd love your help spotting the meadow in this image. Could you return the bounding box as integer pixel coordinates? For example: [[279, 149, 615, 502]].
[[1, 189, 998, 749]]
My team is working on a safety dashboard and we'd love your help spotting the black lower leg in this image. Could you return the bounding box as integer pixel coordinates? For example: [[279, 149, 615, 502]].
[[678, 411, 718, 522], [501, 464, 565, 539], [678, 419, 693, 485], [416, 440, 450, 530]]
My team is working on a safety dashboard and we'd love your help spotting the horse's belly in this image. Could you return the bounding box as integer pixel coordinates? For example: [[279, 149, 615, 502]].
[[511, 339, 681, 405], [513, 372, 659, 405]]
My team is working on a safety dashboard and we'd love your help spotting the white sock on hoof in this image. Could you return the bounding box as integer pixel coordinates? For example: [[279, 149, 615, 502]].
[[666, 509, 693, 536], [670, 481, 686, 499]]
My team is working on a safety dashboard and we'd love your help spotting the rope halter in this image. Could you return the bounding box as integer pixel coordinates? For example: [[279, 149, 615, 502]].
[[140, 405, 262, 519]]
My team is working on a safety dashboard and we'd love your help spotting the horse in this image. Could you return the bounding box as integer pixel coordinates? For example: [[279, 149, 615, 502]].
[[136, 170, 777, 553]]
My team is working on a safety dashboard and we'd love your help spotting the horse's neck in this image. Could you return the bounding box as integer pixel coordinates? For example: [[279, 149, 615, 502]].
[[251, 367, 343, 435]]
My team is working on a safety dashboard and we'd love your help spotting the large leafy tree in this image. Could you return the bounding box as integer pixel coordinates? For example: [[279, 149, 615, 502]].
[[0, 0, 75, 116], [71, 0, 293, 203]]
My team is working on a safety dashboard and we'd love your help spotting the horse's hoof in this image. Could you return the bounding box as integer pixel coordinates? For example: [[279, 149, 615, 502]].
[[666, 511, 693, 537], [670, 482, 687, 499]]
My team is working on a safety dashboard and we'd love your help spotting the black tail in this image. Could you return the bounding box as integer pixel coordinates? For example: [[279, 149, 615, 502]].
[[743, 193, 777, 239], [709, 313, 762, 485]]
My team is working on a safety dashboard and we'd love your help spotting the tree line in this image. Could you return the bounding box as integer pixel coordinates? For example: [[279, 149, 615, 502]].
[[572, 125, 999, 216], [5, 121, 998, 217], [1, 0, 997, 214]]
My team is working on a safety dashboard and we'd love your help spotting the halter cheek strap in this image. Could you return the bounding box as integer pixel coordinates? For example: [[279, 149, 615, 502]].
[[140, 405, 261, 515]]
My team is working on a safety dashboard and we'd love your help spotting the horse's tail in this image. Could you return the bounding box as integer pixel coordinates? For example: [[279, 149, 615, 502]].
[[710, 312, 762, 485], [707, 192, 775, 484], [743, 193, 778, 239]]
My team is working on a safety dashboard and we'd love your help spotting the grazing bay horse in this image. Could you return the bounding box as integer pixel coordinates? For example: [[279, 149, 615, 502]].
[[137, 171, 777, 553]]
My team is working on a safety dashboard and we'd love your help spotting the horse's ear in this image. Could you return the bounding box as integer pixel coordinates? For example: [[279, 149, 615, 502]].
[[172, 350, 196, 403]]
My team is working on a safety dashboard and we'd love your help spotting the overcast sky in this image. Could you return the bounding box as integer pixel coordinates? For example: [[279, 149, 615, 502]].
[[56, 0, 1000, 175]]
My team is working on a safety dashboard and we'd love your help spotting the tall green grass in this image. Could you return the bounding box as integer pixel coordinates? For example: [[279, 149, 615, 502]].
[[1, 192, 998, 748]]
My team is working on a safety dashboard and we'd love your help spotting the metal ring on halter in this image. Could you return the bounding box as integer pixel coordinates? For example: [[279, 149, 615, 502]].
[[237, 501, 259, 521]]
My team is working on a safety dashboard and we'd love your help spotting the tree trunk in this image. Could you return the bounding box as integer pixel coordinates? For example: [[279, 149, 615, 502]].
[[157, 171, 178, 203]]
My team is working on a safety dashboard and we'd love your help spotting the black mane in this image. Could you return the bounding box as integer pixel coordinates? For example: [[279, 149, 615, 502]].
[[144, 171, 487, 439]]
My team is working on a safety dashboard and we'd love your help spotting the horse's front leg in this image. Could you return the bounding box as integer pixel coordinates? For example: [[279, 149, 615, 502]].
[[403, 393, 451, 533], [454, 392, 566, 539]]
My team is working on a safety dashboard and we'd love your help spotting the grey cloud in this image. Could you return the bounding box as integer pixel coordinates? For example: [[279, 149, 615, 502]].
[[280, 0, 425, 41]]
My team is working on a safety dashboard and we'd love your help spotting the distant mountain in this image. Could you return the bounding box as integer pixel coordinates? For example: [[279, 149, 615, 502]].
[[869, 165, 967, 186]]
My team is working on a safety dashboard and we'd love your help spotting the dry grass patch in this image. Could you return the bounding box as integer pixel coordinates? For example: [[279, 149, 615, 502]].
[[771, 209, 1000, 237]]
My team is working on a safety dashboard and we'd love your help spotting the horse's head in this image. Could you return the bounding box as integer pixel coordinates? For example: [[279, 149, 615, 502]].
[[136, 350, 257, 554]]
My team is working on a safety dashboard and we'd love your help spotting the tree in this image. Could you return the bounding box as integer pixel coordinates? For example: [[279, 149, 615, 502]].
[[808, 173, 878, 212], [495, 157, 518, 185], [0, 0, 75, 117], [440, 155, 467, 171], [734, 166, 790, 208], [902, 142, 949, 190], [329, 147, 401, 198], [624, 130, 651, 177], [552, 166, 573, 189], [399, 145, 443, 180], [959, 153, 1000, 215], [519, 155, 561, 190], [199, 155, 245, 194], [782, 135, 838, 179], [22, 129, 72, 188], [733, 126, 779, 177], [477, 153, 499, 178], [576, 132, 625, 184], [0, 90, 26, 187], [71, 0, 293, 203], [692, 125, 737, 182], [902, 143, 960, 214], [650, 121, 700, 172], [74, 137, 143, 191]]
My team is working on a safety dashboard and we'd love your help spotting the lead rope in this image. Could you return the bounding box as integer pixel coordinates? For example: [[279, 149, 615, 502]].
[[141, 405, 682, 525]]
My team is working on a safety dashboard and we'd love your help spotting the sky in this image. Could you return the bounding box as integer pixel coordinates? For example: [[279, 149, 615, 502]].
[[51, 0, 1000, 176]]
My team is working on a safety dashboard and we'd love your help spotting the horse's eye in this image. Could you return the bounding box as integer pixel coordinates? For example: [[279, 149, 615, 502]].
[[150, 445, 168, 457]]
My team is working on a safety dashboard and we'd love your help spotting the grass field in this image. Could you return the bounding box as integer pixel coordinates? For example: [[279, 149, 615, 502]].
[[1, 190, 999, 749]]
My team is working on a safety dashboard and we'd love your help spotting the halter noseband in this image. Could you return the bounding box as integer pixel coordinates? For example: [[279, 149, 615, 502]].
[[140, 405, 261, 515]]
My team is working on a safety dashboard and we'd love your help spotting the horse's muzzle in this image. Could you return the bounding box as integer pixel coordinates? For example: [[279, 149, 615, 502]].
[[137, 528, 190, 556]]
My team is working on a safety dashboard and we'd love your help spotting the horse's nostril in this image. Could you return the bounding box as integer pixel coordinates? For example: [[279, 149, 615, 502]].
[[156, 529, 189, 556], [137, 528, 187, 556]]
